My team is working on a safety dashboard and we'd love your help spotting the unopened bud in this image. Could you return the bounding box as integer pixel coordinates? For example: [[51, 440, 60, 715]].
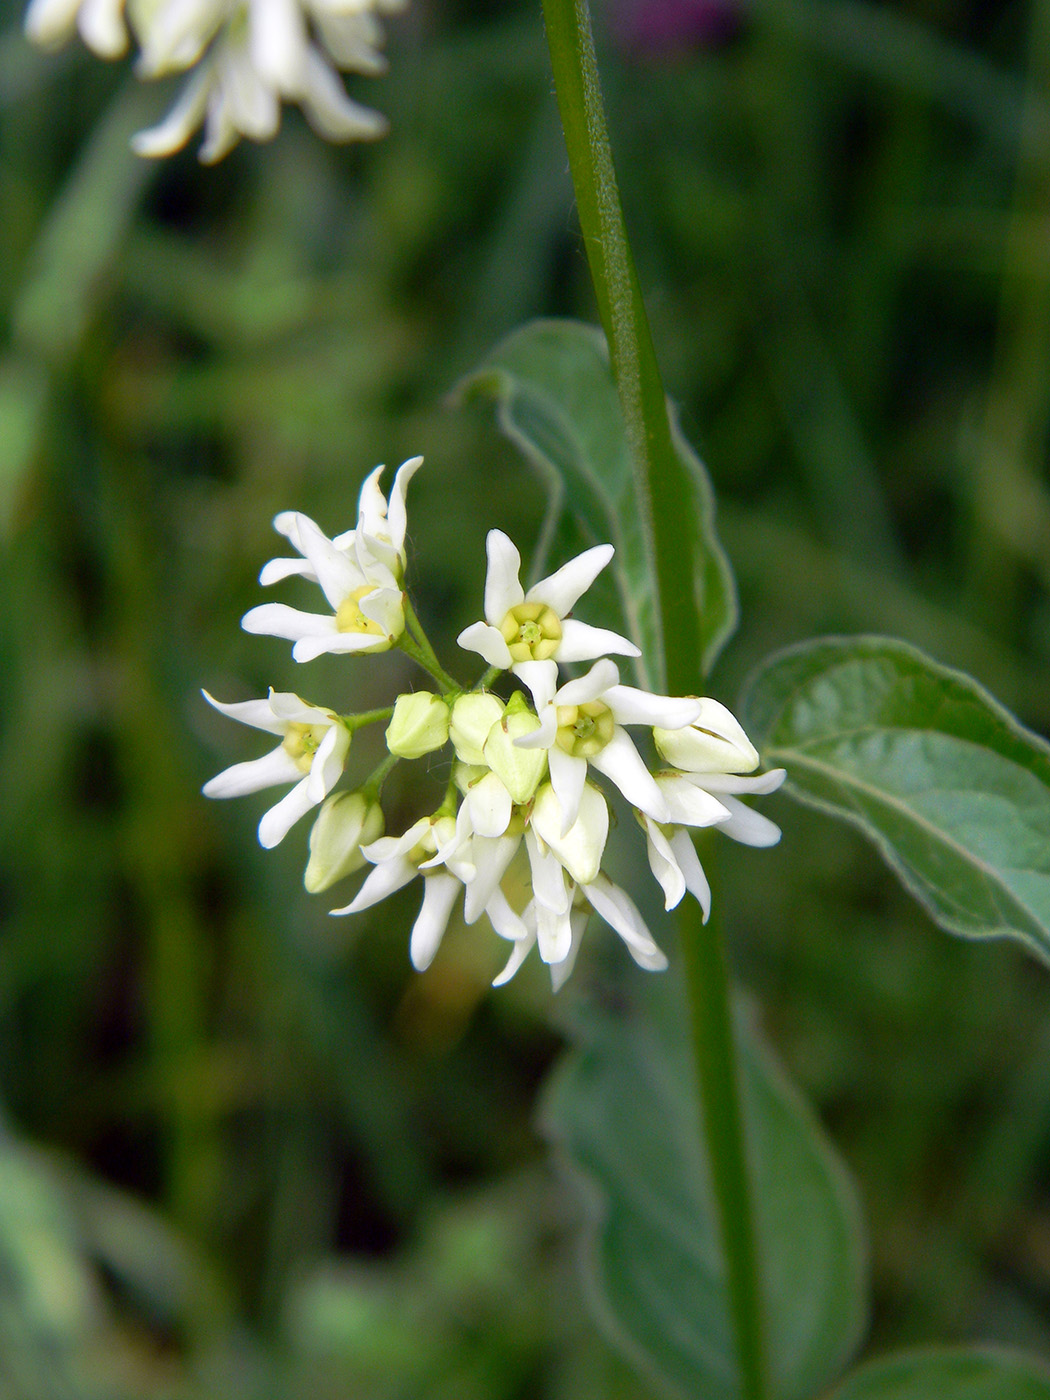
[[654, 699, 759, 774], [449, 692, 505, 765], [484, 693, 548, 804], [305, 791, 384, 893], [385, 692, 450, 760]]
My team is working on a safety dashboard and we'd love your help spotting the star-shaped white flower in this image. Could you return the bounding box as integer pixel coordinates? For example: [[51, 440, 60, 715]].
[[24, 0, 127, 57], [240, 459, 423, 662], [457, 531, 639, 698], [640, 764, 787, 917], [494, 872, 668, 992], [202, 689, 350, 848], [514, 657, 702, 833]]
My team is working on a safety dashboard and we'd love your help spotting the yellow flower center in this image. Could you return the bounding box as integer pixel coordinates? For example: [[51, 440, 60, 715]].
[[554, 701, 614, 758], [282, 723, 328, 774], [500, 602, 563, 663], [335, 584, 388, 637]]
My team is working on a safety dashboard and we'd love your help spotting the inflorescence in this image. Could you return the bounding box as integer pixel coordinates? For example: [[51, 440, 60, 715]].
[[202, 457, 785, 988]]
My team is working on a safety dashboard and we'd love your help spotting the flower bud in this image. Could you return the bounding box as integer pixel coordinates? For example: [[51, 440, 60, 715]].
[[304, 791, 384, 893], [385, 692, 450, 760], [653, 699, 759, 774], [483, 693, 548, 804], [449, 692, 505, 765]]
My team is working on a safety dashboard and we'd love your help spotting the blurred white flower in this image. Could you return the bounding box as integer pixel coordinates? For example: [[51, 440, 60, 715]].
[[202, 688, 350, 847], [242, 459, 422, 662], [25, 0, 405, 162], [457, 530, 639, 700]]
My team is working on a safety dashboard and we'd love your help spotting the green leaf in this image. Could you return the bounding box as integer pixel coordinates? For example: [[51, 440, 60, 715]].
[[742, 636, 1050, 964], [458, 318, 737, 686], [542, 982, 867, 1400], [825, 1347, 1050, 1399]]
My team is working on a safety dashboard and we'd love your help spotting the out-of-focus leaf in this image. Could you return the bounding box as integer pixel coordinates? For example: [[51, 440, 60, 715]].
[[825, 1347, 1050, 1399], [742, 636, 1050, 963], [0, 357, 48, 535], [458, 318, 737, 685], [542, 983, 867, 1400]]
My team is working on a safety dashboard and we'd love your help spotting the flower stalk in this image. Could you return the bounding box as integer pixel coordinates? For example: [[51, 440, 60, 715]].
[[540, 6, 770, 1398]]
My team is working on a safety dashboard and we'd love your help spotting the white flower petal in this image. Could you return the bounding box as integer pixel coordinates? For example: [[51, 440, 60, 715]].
[[357, 585, 404, 637], [25, 0, 82, 49], [653, 698, 760, 773], [457, 621, 512, 669], [306, 722, 350, 801], [546, 745, 587, 833], [292, 513, 362, 609], [512, 660, 558, 713], [604, 685, 702, 729], [550, 909, 588, 991], [202, 689, 287, 735], [531, 782, 608, 886], [258, 776, 318, 848], [643, 817, 686, 911], [584, 873, 667, 968], [299, 48, 388, 141], [464, 771, 512, 840], [656, 773, 733, 828], [718, 796, 783, 847], [483, 531, 525, 624], [259, 557, 319, 586], [409, 873, 461, 971], [589, 727, 669, 822], [385, 456, 423, 562], [77, 0, 127, 56], [693, 768, 787, 796], [292, 630, 390, 661], [524, 828, 571, 914], [242, 602, 337, 641], [203, 745, 302, 799], [535, 900, 573, 966], [462, 833, 522, 924], [481, 887, 528, 942], [249, 0, 306, 90], [556, 619, 640, 662], [131, 67, 212, 158], [555, 658, 619, 708], [669, 828, 711, 920], [332, 850, 418, 915], [526, 543, 613, 615], [492, 928, 535, 986]]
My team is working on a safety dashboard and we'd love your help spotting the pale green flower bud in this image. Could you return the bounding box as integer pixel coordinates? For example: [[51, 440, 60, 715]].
[[483, 692, 548, 804], [305, 791, 385, 893], [449, 692, 505, 765], [385, 692, 450, 760], [653, 699, 759, 775]]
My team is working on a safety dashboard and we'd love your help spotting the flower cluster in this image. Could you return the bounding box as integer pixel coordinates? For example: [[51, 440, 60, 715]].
[[202, 458, 785, 988], [24, 0, 404, 161]]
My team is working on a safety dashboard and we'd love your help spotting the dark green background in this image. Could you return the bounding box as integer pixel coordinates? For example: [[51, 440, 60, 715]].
[[3, 0, 1050, 1392]]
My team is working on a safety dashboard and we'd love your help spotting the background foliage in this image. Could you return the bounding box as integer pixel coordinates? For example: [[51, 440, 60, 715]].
[[3, 0, 1050, 1393]]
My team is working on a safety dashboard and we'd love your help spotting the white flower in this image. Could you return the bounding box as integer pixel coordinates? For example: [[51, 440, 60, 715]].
[[24, 0, 127, 56], [653, 698, 760, 774], [127, 0, 403, 160], [640, 764, 787, 918], [457, 530, 639, 699], [202, 688, 350, 847], [241, 459, 422, 661], [514, 657, 702, 832], [331, 814, 488, 972], [494, 873, 668, 992]]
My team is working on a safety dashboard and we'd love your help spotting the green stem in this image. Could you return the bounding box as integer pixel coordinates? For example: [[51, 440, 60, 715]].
[[542, 7, 768, 1398], [679, 868, 768, 1400], [540, 0, 701, 698], [363, 751, 399, 798], [400, 597, 461, 691], [343, 706, 395, 732]]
